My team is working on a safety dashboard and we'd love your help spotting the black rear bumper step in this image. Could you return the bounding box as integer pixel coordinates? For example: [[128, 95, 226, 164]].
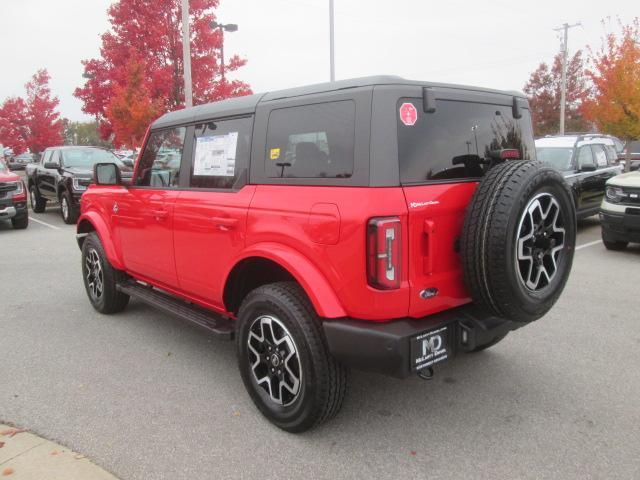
[[323, 304, 523, 379], [117, 280, 235, 340]]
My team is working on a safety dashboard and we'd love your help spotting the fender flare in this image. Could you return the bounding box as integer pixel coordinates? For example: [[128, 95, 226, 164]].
[[76, 212, 125, 270], [230, 242, 347, 319]]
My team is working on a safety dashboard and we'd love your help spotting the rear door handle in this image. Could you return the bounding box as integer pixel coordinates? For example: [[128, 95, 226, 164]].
[[210, 216, 239, 231], [152, 209, 169, 220]]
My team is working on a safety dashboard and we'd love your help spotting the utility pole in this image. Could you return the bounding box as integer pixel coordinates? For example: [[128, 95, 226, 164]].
[[329, 0, 335, 81], [181, 0, 193, 108], [210, 21, 238, 83], [554, 22, 581, 135]]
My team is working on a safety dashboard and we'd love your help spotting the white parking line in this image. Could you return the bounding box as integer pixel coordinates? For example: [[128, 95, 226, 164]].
[[576, 240, 601, 251], [29, 216, 61, 230]]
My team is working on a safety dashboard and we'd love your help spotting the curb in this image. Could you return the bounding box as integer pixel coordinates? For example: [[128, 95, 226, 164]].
[[0, 424, 118, 479]]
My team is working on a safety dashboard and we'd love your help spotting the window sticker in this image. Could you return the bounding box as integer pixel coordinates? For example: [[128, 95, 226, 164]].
[[270, 147, 281, 160], [194, 132, 238, 177]]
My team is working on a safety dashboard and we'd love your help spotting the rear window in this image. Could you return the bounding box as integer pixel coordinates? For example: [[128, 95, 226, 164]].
[[265, 101, 355, 179], [397, 99, 535, 184]]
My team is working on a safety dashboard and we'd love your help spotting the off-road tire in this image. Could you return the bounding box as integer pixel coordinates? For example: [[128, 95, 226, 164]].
[[81, 232, 130, 314], [237, 282, 347, 433], [602, 238, 628, 251], [461, 161, 576, 323], [61, 191, 78, 224], [29, 185, 46, 213], [11, 216, 28, 229]]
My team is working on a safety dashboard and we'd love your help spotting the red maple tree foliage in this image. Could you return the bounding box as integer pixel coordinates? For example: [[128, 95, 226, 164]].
[[582, 18, 640, 144], [0, 97, 29, 154], [75, 0, 252, 145], [523, 51, 590, 137], [106, 57, 164, 147], [0, 70, 63, 154], [25, 69, 64, 153]]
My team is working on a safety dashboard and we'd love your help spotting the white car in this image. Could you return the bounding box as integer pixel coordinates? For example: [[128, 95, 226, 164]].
[[600, 171, 640, 249]]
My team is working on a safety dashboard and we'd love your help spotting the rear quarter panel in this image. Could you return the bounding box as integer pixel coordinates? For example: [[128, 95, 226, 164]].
[[247, 185, 411, 320]]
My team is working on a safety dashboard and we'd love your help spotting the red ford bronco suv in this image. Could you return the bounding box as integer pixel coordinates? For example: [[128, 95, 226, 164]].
[[77, 76, 576, 432]]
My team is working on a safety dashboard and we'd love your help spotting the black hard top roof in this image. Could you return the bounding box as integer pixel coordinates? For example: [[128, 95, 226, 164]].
[[152, 75, 525, 129]]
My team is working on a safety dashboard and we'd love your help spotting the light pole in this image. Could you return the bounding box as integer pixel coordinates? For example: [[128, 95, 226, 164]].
[[210, 21, 238, 83], [554, 22, 581, 135], [329, 0, 335, 81], [181, 0, 193, 107]]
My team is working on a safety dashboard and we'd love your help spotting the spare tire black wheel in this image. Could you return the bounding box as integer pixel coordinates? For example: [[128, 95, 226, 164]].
[[461, 161, 576, 323]]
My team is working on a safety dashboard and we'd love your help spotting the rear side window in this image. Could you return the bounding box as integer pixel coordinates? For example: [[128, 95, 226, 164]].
[[397, 99, 535, 184], [265, 101, 355, 178], [136, 127, 186, 187], [190, 116, 253, 189]]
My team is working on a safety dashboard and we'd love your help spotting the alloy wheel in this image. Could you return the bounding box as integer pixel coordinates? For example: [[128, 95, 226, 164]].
[[516, 193, 566, 291], [85, 248, 104, 301], [247, 315, 302, 406], [61, 196, 69, 220]]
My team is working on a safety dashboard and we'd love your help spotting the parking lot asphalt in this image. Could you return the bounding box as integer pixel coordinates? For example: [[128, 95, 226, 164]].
[[1, 202, 639, 480]]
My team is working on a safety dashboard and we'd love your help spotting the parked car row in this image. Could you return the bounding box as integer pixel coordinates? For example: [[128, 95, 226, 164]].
[[0, 158, 28, 229]]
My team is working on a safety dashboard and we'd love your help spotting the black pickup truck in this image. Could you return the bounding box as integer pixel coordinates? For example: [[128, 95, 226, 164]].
[[25, 146, 132, 223]]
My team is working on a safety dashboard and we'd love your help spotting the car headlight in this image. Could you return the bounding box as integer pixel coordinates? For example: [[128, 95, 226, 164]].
[[605, 186, 625, 203], [72, 178, 88, 191], [11, 181, 23, 195]]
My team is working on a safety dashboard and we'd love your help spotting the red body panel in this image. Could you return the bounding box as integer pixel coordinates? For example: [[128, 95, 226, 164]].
[[402, 182, 477, 318], [79, 180, 477, 322], [173, 186, 256, 309]]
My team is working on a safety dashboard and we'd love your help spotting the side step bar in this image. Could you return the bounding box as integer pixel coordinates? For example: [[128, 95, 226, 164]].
[[117, 280, 235, 340]]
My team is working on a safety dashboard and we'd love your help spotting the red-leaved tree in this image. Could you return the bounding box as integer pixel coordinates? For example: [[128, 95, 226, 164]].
[[0, 97, 29, 154], [582, 18, 640, 151], [75, 0, 252, 144], [524, 51, 590, 137], [106, 56, 164, 147], [25, 69, 64, 153]]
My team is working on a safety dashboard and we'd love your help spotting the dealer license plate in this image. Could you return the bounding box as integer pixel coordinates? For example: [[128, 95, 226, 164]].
[[410, 325, 450, 372]]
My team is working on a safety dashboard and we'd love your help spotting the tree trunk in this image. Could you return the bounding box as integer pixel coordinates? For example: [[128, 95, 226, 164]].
[[625, 142, 631, 173]]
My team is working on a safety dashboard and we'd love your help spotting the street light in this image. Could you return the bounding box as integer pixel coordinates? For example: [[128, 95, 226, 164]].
[[210, 21, 238, 82]]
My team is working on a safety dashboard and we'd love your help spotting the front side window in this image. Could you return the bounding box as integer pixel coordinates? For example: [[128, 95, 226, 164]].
[[190, 116, 253, 189], [576, 146, 595, 170], [592, 145, 608, 167], [41, 150, 52, 165], [136, 127, 186, 187], [265, 101, 355, 179], [398, 99, 535, 184]]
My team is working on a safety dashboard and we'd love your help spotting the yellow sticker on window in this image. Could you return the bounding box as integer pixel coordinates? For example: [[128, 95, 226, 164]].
[[270, 148, 281, 160]]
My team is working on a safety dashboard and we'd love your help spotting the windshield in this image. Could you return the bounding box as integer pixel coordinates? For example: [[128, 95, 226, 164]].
[[536, 147, 574, 171], [61, 148, 121, 169]]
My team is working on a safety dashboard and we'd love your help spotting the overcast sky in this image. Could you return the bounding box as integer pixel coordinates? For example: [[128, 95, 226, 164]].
[[0, 0, 636, 121]]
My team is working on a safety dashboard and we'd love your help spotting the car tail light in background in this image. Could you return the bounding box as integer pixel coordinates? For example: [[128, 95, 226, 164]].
[[367, 217, 401, 289]]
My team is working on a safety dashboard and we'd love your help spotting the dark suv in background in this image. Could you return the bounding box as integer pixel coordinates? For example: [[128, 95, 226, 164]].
[[535, 134, 622, 219], [25, 146, 132, 224]]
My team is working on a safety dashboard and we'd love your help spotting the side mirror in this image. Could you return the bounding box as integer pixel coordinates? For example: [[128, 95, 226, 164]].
[[44, 161, 60, 169], [580, 164, 597, 172], [93, 162, 122, 186]]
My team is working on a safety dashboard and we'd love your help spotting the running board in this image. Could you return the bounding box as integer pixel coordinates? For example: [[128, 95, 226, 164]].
[[116, 280, 235, 340]]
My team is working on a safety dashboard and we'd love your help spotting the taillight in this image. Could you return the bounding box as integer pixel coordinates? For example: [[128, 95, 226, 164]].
[[367, 217, 402, 289]]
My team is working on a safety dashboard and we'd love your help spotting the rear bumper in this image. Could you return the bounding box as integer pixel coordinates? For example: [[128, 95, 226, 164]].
[[600, 209, 640, 243], [323, 304, 522, 379]]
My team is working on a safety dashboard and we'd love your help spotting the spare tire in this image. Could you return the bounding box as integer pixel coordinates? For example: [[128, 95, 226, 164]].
[[461, 161, 576, 322]]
